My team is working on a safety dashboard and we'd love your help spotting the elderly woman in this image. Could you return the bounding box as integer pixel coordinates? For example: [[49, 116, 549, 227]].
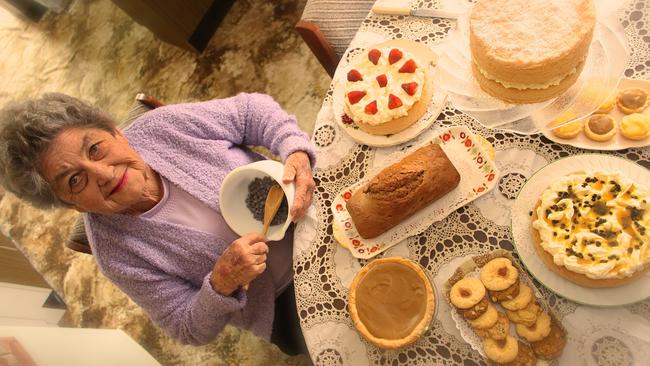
[[0, 93, 316, 352]]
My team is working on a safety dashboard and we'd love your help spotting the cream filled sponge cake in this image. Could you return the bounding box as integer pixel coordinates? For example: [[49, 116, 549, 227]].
[[343, 41, 435, 135], [470, 0, 596, 104], [532, 173, 649, 287]]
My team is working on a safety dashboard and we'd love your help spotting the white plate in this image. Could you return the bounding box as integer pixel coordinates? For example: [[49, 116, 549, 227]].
[[541, 78, 650, 150], [511, 154, 650, 307], [332, 126, 499, 259]]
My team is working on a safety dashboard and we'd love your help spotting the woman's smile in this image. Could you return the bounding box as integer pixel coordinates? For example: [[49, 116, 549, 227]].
[[109, 168, 128, 196]]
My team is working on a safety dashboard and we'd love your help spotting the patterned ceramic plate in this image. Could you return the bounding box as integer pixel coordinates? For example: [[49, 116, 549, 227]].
[[332, 126, 499, 259], [511, 154, 650, 306], [541, 79, 650, 151]]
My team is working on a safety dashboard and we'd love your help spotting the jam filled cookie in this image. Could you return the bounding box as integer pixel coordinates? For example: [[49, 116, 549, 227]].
[[490, 280, 520, 302], [503, 341, 537, 366], [584, 114, 617, 142], [531, 320, 567, 360], [475, 312, 510, 340], [501, 283, 533, 311], [617, 88, 649, 114], [620, 113, 650, 140], [459, 296, 489, 320], [506, 300, 540, 327], [551, 120, 583, 139], [469, 303, 499, 330], [480, 258, 519, 291], [483, 335, 519, 364], [516, 311, 552, 342], [450, 278, 486, 309]]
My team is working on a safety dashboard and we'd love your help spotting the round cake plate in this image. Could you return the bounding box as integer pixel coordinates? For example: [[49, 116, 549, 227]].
[[435, 12, 628, 135], [332, 39, 448, 147], [541, 78, 650, 151], [511, 154, 650, 307]]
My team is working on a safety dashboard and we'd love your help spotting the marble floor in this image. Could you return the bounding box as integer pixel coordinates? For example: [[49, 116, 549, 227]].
[[0, 0, 330, 364]]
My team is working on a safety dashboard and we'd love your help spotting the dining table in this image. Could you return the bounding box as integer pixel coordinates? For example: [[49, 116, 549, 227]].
[[292, 0, 650, 365]]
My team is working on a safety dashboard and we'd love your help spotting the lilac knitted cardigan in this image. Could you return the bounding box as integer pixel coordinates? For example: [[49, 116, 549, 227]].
[[84, 93, 316, 345]]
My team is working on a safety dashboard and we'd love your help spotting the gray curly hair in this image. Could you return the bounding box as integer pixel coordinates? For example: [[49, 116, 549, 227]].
[[0, 93, 116, 208]]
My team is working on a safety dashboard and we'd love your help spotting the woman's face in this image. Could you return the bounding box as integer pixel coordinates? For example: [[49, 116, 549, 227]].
[[40, 127, 153, 214]]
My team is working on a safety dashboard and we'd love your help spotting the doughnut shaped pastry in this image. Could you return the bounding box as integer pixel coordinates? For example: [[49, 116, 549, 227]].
[[483, 335, 519, 364], [450, 278, 486, 309], [501, 283, 533, 311], [480, 258, 519, 291], [516, 312, 552, 342], [620, 113, 650, 140], [469, 303, 499, 330], [617, 88, 649, 114]]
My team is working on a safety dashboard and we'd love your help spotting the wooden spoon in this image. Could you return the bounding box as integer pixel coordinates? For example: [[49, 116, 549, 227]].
[[244, 184, 285, 290]]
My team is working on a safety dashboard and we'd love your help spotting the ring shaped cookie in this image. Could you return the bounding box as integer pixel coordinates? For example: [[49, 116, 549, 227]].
[[450, 278, 486, 309], [480, 258, 519, 291], [506, 300, 540, 327], [501, 283, 533, 311], [476, 312, 510, 340], [469, 303, 498, 330], [483, 335, 519, 364], [516, 312, 552, 342]]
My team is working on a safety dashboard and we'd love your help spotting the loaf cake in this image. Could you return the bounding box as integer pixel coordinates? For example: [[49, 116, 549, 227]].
[[346, 143, 460, 239], [343, 40, 435, 135], [469, 0, 596, 103]]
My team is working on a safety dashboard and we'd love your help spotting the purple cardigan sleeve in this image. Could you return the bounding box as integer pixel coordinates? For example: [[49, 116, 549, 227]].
[[164, 93, 316, 166]]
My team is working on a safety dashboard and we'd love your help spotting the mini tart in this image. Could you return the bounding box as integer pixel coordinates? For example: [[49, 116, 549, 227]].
[[616, 88, 649, 114], [551, 119, 583, 139], [620, 113, 650, 140], [595, 95, 616, 113], [583, 114, 617, 142], [348, 257, 435, 349]]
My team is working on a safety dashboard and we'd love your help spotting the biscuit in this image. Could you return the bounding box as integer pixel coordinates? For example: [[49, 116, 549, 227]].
[[469, 303, 499, 330], [480, 258, 519, 291], [490, 280, 520, 302], [450, 278, 486, 309], [516, 311, 552, 342], [584, 114, 617, 142], [506, 300, 540, 327], [502, 341, 537, 366], [531, 320, 566, 360], [551, 120, 583, 139], [501, 283, 533, 311], [617, 88, 649, 114], [483, 335, 519, 364], [620, 113, 650, 140], [475, 312, 510, 340], [458, 296, 489, 320]]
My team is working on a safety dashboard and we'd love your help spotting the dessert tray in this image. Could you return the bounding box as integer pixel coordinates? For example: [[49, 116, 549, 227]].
[[332, 39, 448, 147], [331, 126, 498, 259], [541, 78, 650, 151], [511, 154, 650, 306], [435, 3, 628, 134], [444, 250, 565, 363]]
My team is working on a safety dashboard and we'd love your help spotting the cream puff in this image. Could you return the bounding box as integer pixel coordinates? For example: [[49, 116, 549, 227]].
[[620, 113, 650, 140], [584, 114, 617, 142], [617, 88, 649, 114]]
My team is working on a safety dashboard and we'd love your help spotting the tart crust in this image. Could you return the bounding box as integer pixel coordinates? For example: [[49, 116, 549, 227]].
[[348, 257, 435, 349]]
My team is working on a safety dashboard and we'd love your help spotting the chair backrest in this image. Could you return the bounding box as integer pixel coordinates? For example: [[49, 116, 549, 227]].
[[295, 0, 375, 77], [64, 94, 164, 255]]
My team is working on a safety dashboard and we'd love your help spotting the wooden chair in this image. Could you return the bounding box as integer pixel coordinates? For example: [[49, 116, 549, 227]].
[[65, 93, 164, 255], [295, 0, 375, 77]]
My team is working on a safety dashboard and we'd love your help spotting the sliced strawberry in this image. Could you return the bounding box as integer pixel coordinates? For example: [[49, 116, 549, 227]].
[[399, 59, 417, 73], [376, 74, 387, 88], [347, 69, 363, 82], [347, 91, 366, 105], [342, 114, 354, 124], [388, 48, 403, 64], [401, 82, 418, 96], [368, 49, 381, 65], [364, 100, 378, 115], [388, 94, 403, 109]]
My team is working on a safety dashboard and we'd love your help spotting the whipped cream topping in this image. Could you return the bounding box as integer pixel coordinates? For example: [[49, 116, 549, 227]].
[[474, 60, 580, 90], [532, 173, 649, 280], [344, 47, 425, 125]]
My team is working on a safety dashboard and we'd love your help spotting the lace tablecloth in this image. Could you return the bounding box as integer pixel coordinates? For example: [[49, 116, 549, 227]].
[[294, 1, 650, 365]]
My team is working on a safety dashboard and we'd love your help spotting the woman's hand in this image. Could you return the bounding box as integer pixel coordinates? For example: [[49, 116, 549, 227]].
[[210, 233, 268, 296], [283, 151, 315, 221]]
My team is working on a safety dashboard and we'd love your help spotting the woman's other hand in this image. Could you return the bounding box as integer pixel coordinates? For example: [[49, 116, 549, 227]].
[[283, 151, 315, 221], [210, 233, 268, 296]]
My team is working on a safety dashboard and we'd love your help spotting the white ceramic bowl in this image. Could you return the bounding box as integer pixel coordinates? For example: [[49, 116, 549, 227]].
[[219, 160, 294, 241]]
